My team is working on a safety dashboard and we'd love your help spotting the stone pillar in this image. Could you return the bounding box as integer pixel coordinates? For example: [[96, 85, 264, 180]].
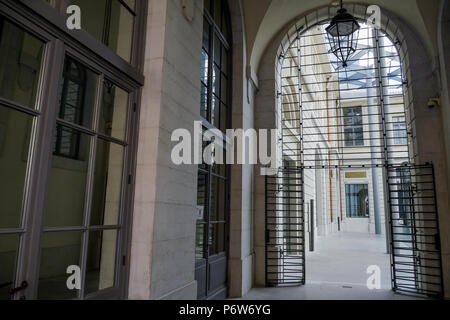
[[227, 0, 255, 298], [128, 0, 203, 300]]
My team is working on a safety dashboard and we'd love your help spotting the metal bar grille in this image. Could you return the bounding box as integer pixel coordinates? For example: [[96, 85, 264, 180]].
[[387, 164, 443, 298], [279, 22, 412, 169], [265, 167, 305, 286], [266, 17, 443, 297]]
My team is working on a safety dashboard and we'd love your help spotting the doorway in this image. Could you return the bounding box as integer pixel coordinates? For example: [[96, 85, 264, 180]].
[[0, 7, 141, 300], [265, 14, 443, 298]]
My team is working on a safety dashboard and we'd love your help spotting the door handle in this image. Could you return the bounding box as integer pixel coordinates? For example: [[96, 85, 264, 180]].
[[9, 281, 28, 295]]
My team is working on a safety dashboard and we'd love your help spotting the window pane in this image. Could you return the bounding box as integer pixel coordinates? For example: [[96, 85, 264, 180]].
[[209, 223, 225, 255], [393, 116, 407, 145], [200, 83, 208, 119], [0, 234, 19, 300], [57, 58, 98, 129], [221, 8, 230, 41], [91, 140, 125, 226], [196, 172, 208, 260], [70, 0, 107, 43], [99, 81, 128, 141], [214, 0, 222, 27], [0, 106, 33, 229], [220, 102, 227, 132], [343, 106, 363, 147], [355, 128, 364, 146], [69, 0, 134, 63], [0, 17, 45, 108], [220, 73, 227, 104], [109, 0, 135, 62], [197, 172, 208, 221], [38, 231, 83, 300], [212, 65, 220, 95], [195, 224, 206, 260], [217, 178, 226, 221], [210, 176, 218, 221], [85, 230, 118, 295], [214, 35, 221, 68], [46, 127, 91, 227], [202, 18, 210, 52], [345, 184, 369, 217], [201, 49, 209, 83], [211, 95, 220, 129], [221, 47, 228, 74]]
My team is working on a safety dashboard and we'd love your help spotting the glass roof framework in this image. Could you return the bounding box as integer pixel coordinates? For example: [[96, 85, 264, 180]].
[[278, 19, 412, 168], [314, 22, 403, 94], [320, 22, 403, 95]]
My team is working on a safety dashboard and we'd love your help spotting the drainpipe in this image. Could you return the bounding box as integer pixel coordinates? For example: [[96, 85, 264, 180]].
[[369, 30, 382, 235], [339, 165, 343, 221], [336, 97, 344, 224], [326, 77, 334, 224]]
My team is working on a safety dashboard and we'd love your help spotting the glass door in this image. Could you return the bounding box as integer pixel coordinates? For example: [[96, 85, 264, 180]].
[[195, 0, 231, 300], [0, 9, 138, 300], [0, 14, 47, 300], [36, 54, 131, 300]]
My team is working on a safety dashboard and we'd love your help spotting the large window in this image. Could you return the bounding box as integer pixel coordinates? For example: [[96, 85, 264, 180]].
[[40, 56, 129, 299], [0, 0, 142, 299], [46, 0, 137, 63], [345, 184, 369, 218], [201, 0, 230, 131], [196, 0, 231, 300], [343, 106, 364, 147], [392, 116, 408, 145]]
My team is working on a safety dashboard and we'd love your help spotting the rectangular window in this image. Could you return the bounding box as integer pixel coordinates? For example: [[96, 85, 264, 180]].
[[68, 0, 136, 63], [343, 106, 364, 147], [40, 54, 130, 299], [345, 184, 369, 218], [0, 17, 45, 108], [392, 116, 408, 145], [54, 58, 98, 159], [0, 17, 45, 300]]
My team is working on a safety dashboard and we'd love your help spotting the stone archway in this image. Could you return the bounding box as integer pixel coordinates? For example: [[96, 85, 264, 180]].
[[253, 3, 449, 298]]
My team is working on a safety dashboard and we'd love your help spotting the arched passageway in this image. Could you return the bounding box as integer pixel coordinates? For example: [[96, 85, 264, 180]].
[[262, 4, 443, 299]]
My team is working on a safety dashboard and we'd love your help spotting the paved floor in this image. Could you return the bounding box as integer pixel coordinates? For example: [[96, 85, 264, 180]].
[[241, 232, 423, 300]]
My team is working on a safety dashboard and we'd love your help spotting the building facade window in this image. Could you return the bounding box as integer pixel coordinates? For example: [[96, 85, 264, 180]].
[[0, 0, 145, 300], [392, 116, 408, 145], [343, 106, 364, 147], [45, 0, 137, 63], [345, 184, 369, 217], [196, 0, 231, 300]]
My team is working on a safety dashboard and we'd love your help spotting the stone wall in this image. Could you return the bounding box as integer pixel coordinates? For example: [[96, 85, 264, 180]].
[[128, 0, 203, 300]]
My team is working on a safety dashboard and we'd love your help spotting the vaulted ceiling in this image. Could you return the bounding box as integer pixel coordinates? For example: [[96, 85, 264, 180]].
[[240, 0, 441, 76]]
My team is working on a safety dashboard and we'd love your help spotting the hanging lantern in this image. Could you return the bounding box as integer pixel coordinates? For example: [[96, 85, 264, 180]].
[[326, 0, 360, 68]]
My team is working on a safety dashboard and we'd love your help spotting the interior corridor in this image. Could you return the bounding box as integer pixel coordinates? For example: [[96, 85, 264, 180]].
[[241, 233, 425, 300]]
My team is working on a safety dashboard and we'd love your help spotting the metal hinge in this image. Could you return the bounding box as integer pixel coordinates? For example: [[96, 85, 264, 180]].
[[122, 256, 127, 267]]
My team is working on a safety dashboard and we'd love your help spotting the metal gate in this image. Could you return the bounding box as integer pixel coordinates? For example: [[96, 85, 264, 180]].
[[266, 9, 444, 297], [265, 167, 305, 286], [387, 164, 443, 297]]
